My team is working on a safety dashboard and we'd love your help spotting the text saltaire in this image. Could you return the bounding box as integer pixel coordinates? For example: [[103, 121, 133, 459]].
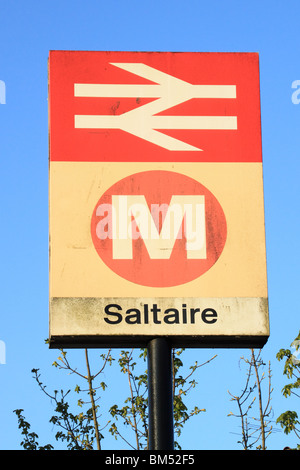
[[104, 303, 218, 325]]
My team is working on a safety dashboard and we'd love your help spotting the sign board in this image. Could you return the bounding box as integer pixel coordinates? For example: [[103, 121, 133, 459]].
[[48, 51, 269, 348]]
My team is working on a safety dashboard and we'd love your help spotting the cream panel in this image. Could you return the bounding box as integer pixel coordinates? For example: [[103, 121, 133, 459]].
[[49, 162, 268, 298]]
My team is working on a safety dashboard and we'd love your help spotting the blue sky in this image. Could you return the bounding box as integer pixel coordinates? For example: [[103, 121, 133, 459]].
[[0, 0, 299, 450]]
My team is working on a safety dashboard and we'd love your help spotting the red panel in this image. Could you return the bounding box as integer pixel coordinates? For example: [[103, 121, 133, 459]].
[[49, 51, 262, 163]]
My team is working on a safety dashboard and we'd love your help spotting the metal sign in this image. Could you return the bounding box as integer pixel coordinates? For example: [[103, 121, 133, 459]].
[[48, 51, 269, 348]]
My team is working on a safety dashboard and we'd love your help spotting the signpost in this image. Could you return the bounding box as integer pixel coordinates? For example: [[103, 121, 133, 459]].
[[48, 51, 269, 449]]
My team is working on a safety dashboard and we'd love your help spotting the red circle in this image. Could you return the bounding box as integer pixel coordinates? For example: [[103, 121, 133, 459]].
[[91, 171, 227, 287]]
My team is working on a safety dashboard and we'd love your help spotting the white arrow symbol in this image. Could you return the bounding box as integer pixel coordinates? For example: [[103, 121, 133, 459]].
[[74, 63, 237, 151]]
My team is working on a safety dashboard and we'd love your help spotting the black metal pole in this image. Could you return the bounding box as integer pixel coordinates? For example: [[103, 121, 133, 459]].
[[147, 337, 174, 450]]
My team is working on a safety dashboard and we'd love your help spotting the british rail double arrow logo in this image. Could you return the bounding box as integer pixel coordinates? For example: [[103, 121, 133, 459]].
[[74, 63, 237, 151]]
